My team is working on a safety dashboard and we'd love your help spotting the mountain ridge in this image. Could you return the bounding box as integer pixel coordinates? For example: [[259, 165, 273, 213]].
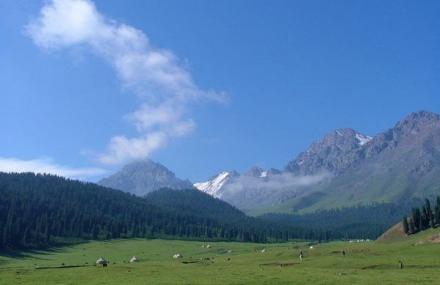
[[194, 110, 440, 214], [276, 110, 440, 213]]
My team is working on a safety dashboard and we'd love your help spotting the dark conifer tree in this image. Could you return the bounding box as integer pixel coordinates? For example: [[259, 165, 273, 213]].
[[408, 218, 415, 234], [435, 196, 440, 226], [402, 217, 409, 234], [412, 208, 421, 233]]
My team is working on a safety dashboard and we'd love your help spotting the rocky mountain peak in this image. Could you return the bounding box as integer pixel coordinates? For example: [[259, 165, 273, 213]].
[[99, 159, 193, 196], [285, 128, 371, 175], [244, 167, 266, 177], [266, 168, 282, 176], [394, 111, 440, 135], [364, 111, 440, 158], [193, 170, 239, 198], [119, 159, 172, 175]]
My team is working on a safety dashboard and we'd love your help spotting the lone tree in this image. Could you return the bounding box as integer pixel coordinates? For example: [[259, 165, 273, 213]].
[[408, 218, 415, 234], [402, 217, 409, 234], [412, 208, 421, 233]]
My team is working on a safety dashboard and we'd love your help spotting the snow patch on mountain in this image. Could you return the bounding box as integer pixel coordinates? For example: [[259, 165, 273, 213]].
[[194, 171, 235, 198], [355, 133, 372, 146]]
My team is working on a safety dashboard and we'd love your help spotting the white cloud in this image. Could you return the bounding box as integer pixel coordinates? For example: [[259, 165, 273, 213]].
[[26, 0, 103, 48], [0, 157, 106, 180], [97, 133, 166, 165], [27, 0, 225, 165]]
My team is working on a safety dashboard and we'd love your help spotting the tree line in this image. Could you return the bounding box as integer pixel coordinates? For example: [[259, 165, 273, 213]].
[[260, 203, 412, 240], [0, 172, 328, 249], [402, 197, 440, 235]]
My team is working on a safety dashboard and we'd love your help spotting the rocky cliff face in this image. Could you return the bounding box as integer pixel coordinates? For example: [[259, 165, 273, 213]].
[[364, 111, 440, 159], [285, 128, 372, 175]]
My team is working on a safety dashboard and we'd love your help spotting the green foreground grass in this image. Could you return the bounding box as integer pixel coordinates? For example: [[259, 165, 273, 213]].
[[1, 229, 440, 285]]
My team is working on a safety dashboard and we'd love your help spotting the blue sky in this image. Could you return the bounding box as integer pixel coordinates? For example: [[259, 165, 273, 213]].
[[1, 0, 439, 182]]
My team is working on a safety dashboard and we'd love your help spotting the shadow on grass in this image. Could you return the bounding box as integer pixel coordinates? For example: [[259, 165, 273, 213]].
[[361, 264, 440, 270], [260, 262, 299, 267], [0, 239, 90, 260], [35, 264, 94, 270]]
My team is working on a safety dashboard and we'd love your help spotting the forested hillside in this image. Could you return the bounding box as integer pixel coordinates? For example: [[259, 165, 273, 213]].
[[260, 203, 413, 239], [146, 189, 249, 224], [145, 189, 319, 240], [0, 173, 326, 249]]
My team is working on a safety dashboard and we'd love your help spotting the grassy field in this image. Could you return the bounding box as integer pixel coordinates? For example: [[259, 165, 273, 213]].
[[1, 229, 440, 285]]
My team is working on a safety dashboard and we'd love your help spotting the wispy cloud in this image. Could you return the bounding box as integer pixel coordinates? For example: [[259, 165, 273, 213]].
[[0, 157, 106, 180], [26, 0, 225, 165]]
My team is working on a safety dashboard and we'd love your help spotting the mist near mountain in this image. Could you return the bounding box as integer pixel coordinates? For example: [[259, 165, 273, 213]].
[[225, 172, 329, 194], [195, 167, 330, 210]]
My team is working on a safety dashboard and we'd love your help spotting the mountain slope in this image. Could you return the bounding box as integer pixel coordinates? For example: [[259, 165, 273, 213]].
[[276, 111, 440, 213], [99, 160, 193, 196], [194, 110, 440, 216], [193, 171, 239, 198], [285, 128, 372, 175]]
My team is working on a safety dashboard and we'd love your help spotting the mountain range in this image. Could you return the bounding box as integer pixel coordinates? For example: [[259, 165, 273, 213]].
[[99, 110, 440, 215]]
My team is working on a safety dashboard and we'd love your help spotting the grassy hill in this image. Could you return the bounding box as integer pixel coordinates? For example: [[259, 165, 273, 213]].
[[1, 229, 440, 284], [376, 222, 406, 242], [378, 222, 440, 245]]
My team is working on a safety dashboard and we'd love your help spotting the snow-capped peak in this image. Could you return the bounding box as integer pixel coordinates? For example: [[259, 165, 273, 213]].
[[355, 133, 372, 146], [194, 171, 236, 198]]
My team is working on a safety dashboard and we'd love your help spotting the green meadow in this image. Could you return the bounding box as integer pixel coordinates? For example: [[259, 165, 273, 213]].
[[1, 229, 440, 285]]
